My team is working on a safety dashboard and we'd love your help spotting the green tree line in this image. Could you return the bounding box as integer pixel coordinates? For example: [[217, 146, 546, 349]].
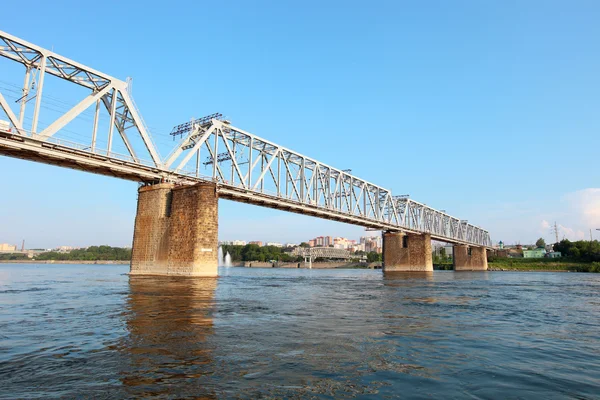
[[220, 244, 382, 263], [553, 239, 600, 262], [220, 244, 301, 262], [35, 246, 132, 261], [0, 253, 29, 260]]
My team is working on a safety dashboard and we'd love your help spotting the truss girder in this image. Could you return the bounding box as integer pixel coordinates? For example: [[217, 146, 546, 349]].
[[0, 30, 161, 167], [292, 246, 352, 260], [0, 30, 492, 248], [167, 119, 491, 247]]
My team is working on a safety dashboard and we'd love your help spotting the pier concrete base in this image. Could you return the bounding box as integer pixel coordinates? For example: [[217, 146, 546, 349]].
[[453, 245, 488, 271], [382, 232, 433, 272], [130, 182, 218, 277]]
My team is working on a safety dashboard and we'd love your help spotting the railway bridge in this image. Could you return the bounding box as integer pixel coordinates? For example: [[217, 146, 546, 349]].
[[0, 30, 492, 276]]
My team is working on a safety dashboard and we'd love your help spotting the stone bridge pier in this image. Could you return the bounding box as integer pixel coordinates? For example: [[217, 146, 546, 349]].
[[382, 231, 433, 272], [130, 182, 219, 277], [453, 245, 488, 271]]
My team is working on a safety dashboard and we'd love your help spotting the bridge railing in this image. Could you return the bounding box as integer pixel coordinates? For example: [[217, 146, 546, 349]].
[[0, 126, 158, 169]]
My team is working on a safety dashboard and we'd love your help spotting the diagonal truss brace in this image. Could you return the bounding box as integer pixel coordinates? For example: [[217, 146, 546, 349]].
[[0, 92, 25, 135], [0, 29, 161, 167]]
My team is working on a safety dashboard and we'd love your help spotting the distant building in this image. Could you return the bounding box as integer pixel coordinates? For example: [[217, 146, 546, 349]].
[[0, 243, 17, 252], [361, 236, 382, 253], [495, 249, 509, 258], [55, 246, 75, 253], [232, 240, 247, 246], [365, 241, 376, 253], [248, 241, 262, 247], [265, 242, 283, 247], [308, 239, 316, 247], [508, 248, 523, 258], [333, 237, 355, 250], [351, 243, 366, 253], [443, 245, 454, 257], [546, 251, 561, 258], [308, 236, 334, 247], [523, 248, 547, 258]]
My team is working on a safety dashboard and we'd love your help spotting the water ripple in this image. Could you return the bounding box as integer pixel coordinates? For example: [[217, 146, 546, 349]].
[[0, 265, 599, 398]]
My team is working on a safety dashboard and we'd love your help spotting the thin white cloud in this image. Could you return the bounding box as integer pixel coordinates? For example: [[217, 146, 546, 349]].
[[563, 188, 600, 227], [540, 220, 550, 230], [538, 188, 600, 241], [558, 224, 586, 241], [484, 188, 600, 244]]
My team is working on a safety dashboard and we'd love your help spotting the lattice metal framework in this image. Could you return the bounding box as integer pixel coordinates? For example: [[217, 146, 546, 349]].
[[167, 117, 491, 247], [0, 30, 160, 166], [0, 30, 492, 248], [291, 247, 353, 260]]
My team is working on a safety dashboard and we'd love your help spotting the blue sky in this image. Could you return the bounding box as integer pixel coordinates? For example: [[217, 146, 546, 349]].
[[1, 0, 599, 248]]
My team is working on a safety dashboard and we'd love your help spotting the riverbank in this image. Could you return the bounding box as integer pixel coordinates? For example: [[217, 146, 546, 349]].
[[487, 258, 596, 272], [436, 258, 597, 272], [1, 259, 597, 272]]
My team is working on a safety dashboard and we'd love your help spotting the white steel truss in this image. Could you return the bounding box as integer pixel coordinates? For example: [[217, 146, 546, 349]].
[[0, 30, 492, 248], [0, 30, 160, 166], [167, 118, 492, 247]]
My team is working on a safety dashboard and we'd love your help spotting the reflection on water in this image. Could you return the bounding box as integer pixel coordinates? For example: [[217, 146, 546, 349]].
[[383, 271, 434, 280], [121, 277, 217, 398], [1, 265, 600, 398], [383, 271, 434, 287]]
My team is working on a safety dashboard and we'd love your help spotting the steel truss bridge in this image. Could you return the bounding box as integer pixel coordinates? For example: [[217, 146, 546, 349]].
[[0, 30, 491, 248], [291, 247, 353, 261]]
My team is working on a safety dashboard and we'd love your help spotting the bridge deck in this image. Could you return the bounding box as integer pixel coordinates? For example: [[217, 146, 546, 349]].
[[0, 130, 490, 248]]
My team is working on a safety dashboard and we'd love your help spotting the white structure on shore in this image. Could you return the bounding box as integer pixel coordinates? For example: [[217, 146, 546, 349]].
[[265, 242, 283, 247]]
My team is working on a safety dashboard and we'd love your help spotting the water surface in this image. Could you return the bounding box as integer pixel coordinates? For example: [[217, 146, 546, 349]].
[[1, 264, 599, 398]]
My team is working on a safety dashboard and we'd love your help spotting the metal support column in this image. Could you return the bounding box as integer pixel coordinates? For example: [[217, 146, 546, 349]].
[[91, 100, 100, 152], [18, 67, 31, 127], [31, 56, 47, 134]]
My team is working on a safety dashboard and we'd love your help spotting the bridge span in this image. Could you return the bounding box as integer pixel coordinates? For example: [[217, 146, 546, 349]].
[[0, 30, 492, 276]]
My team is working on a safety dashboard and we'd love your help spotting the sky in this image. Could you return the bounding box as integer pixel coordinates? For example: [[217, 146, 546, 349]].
[[0, 0, 599, 249]]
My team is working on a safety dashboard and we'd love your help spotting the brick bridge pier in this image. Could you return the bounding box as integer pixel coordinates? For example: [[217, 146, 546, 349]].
[[382, 231, 488, 272], [130, 182, 219, 277]]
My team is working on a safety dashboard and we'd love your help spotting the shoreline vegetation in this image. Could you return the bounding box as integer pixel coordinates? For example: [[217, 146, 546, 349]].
[[0, 259, 130, 265], [488, 258, 600, 272], [435, 258, 600, 272], [0, 245, 131, 262]]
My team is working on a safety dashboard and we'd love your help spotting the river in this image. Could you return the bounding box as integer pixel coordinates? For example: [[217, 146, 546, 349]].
[[1, 264, 599, 399]]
